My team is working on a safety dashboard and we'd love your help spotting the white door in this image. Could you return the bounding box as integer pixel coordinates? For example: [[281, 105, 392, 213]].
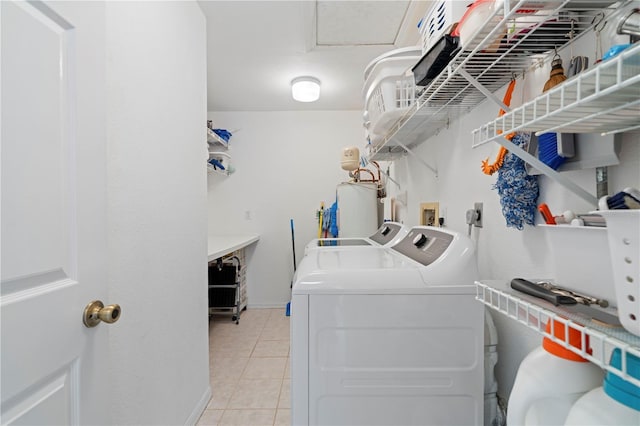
[[1, 1, 112, 424]]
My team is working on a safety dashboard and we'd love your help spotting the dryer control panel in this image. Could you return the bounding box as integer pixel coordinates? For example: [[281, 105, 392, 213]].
[[391, 227, 454, 266], [369, 222, 402, 245]]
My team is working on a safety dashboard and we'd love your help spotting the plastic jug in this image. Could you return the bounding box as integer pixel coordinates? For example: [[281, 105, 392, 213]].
[[507, 320, 604, 426], [484, 311, 500, 426], [564, 349, 640, 426]]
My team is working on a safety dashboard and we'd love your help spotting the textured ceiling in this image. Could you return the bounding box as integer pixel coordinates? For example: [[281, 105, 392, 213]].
[[316, 0, 411, 46], [200, 0, 431, 112]]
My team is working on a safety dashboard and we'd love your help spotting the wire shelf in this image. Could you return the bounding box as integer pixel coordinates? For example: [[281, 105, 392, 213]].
[[207, 128, 229, 148], [476, 280, 640, 388], [370, 0, 623, 161], [473, 41, 640, 147]]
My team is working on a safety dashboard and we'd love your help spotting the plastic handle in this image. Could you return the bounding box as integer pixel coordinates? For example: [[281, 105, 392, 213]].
[[538, 203, 556, 225], [510, 278, 577, 306]]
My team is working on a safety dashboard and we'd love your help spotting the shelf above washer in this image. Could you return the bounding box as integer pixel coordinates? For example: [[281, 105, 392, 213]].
[[369, 0, 619, 162], [476, 280, 640, 388], [472, 42, 640, 147]]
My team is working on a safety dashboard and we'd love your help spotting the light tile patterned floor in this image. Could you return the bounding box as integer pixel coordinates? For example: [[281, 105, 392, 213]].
[[198, 308, 291, 426]]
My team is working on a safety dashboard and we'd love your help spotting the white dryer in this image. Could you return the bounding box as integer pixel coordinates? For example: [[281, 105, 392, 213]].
[[291, 226, 486, 426], [304, 221, 407, 255]]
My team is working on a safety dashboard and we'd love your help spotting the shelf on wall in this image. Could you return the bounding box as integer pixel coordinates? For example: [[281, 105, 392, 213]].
[[476, 280, 640, 388], [369, 0, 623, 162], [208, 151, 231, 176], [473, 42, 640, 145], [207, 128, 230, 149]]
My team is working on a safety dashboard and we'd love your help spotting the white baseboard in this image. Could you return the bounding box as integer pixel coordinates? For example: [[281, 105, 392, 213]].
[[246, 303, 288, 309], [185, 385, 212, 425]]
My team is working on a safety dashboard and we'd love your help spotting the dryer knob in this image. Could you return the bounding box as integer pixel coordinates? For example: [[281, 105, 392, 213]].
[[412, 233, 427, 248], [381, 226, 391, 236]]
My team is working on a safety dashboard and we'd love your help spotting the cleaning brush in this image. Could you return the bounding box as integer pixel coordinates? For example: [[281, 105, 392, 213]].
[[538, 133, 566, 170], [538, 54, 569, 170], [599, 187, 640, 210]]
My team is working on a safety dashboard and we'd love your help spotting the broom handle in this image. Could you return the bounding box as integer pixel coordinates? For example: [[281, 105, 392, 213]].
[[290, 219, 296, 272]]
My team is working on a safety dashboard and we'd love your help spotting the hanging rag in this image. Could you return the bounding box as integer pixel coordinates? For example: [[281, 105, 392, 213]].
[[492, 132, 539, 230], [329, 201, 339, 237], [322, 208, 331, 237]]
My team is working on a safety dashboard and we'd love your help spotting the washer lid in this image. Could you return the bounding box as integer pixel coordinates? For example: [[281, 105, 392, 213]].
[[293, 226, 479, 294], [315, 239, 372, 247]]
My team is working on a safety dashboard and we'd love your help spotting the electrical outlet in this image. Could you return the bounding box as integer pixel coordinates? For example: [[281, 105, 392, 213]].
[[474, 202, 483, 228]]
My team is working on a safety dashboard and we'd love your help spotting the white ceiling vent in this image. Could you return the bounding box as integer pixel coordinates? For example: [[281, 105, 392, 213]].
[[316, 0, 412, 46]]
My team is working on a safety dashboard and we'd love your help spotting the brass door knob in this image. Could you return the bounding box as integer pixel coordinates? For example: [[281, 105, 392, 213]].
[[83, 300, 122, 328]]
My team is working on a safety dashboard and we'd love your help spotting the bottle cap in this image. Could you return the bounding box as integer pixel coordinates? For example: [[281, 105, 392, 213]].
[[542, 320, 591, 362], [603, 349, 640, 411]]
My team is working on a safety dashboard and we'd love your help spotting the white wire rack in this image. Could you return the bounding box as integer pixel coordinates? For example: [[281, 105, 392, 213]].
[[472, 41, 640, 147], [369, 0, 623, 162], [476, 280, 640, 388], [207, 127, 229, 148], [207, 151, 231, 176]]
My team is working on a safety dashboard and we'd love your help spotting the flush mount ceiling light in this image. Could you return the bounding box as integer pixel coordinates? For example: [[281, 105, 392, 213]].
[[291, 76, 321, 102]]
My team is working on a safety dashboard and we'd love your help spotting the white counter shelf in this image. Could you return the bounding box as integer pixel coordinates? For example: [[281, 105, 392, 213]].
[[476, 280, 640, 388], [207, 234, 260, 319], [207, 234, 259, 262]]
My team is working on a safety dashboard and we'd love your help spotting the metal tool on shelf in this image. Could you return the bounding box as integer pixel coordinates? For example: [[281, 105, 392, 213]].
[[510, 278, 608, 307], [510, 277, 620, 326], [536, 281, 609, 307]]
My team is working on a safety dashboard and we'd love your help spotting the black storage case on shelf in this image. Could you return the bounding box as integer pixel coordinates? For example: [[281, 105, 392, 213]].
[[412, 34, 460, 87], [208, 287, 237, 309], [208, 264, 236, 286], [208, 264, 238, 309]]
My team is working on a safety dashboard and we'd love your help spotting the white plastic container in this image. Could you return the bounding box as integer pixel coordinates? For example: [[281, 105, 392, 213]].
[[598, 210, 640, 337], [484, 311, 500, 426], [362, 47, 421, 140], [507, 320, 604, 426], [454, 0, 505, 52], [419, 0, 468, 54], [366, 74, 417, 138], [565, 349, 640, 426]]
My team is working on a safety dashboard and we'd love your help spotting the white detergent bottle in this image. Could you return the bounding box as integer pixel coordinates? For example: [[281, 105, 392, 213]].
[[565, 349, 640, 426], [507, 320, 604, 426], [484, 310, 500, 426]]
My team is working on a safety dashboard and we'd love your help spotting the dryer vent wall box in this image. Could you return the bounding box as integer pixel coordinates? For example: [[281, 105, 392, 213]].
[[291, 226, 485, 425]]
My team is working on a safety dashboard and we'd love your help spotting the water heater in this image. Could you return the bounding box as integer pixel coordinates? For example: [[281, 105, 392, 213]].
[[337, 182, 378, 238]]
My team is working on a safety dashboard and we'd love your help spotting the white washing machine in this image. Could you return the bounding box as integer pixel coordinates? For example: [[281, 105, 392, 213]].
[[304, 221, 408, 255], [291, 226, 486, 426]]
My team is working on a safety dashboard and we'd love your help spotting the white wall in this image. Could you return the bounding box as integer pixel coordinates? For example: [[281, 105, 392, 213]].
[[106, 2, 210, 424], [206, 3, 640, 415], [207, 104, 639, 408], [388, 88, 640, 402], [207, 111, 365, 307]]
